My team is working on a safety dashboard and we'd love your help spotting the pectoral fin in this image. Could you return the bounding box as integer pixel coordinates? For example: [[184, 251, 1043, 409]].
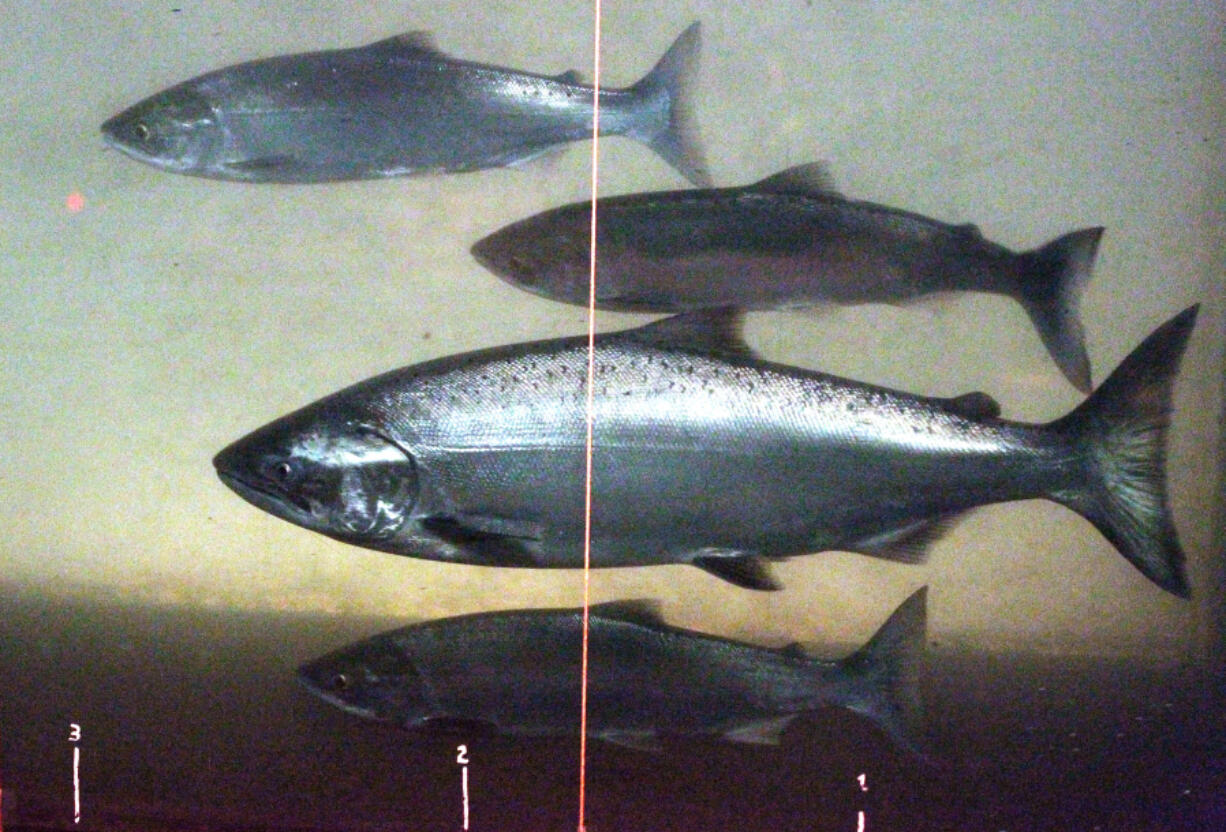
[[597, 730, 663, 752], [419, 515, 543, 567], [693, 553, 780, 590], [224, 155, 301, 174], [723, 715, 796, 746]]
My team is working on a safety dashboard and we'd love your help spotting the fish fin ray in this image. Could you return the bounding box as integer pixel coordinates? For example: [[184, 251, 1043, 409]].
[[1015, 226, 1104, 392], [836, 588, 929, 757], [749, 162, 841, 197], [627, 309, 754, 358], [779, 642, 813, 660], [373, 31, 447, 57], [224, 155, 301, 174], [941, 391, 1001, 420], [1049, 305, 1197, 598], [588, 599, 666, 627], [627, 22, 711, 186], [692, 552, 779, 590], [847, 515, 964, 563], [723, 715, 795, 745], [598, 730, 663, 751], [418, 515, 542, 567]]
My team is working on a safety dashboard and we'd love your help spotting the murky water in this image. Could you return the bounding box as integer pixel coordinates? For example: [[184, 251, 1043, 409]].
[[2, 1, 1224, 829]]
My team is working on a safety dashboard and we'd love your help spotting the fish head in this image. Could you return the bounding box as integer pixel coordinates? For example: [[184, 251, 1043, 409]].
[[213, 412, 419, 544], [297, 637, 434, 725], [101, 84, 221, 174], [470, 217, 592, 306]]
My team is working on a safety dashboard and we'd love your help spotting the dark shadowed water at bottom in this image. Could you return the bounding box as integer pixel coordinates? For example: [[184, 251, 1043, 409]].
[[1, 586, 1222, 832]]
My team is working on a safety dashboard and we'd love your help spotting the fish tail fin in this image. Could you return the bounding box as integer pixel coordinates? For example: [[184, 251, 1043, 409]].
[[1015, 227, 1104, 393], [1049, 305, 1198, 598], [627, 21, 711, 186], [834, 587, 928, 756]]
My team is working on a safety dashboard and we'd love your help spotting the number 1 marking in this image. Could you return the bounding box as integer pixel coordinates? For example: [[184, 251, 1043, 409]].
[[855, 773, 867, 831]]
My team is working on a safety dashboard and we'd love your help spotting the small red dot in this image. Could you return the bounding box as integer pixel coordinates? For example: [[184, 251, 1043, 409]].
[[65, 192, 85, 213]]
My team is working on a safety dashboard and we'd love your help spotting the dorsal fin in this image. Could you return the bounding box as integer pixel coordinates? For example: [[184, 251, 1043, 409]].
[[952, 222, 984, 238], [369, 31, 448, 57], [625, 310, 754, 358], [589, 599, 665, 628], [554, 69, 585, 84], [779, 642, 812, 660], [749, 162, 842, 197]]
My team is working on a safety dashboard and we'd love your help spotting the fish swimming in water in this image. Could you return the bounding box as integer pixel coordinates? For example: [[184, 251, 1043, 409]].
[[101, 24, 709, 185], [297, 588, 928, 753], [471, 164, 1103, 392], [213, 306, 1197, 597]]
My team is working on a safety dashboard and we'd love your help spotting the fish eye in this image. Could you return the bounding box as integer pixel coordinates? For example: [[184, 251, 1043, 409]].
[[330, 673, 351, 692], [267, 460, 296, 484], [135, 122, 150, 141]]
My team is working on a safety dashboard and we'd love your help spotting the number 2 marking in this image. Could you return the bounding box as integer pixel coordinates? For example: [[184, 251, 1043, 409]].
[[457, 745, 470, 830]]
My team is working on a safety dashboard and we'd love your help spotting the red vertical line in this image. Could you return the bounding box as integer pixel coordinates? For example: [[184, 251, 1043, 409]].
[[577, 2, 603, 831]]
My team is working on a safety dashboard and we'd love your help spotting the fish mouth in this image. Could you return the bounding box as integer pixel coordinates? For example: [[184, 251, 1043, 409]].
[[99, 122, 176, 171], [215, 468, 316, 527]]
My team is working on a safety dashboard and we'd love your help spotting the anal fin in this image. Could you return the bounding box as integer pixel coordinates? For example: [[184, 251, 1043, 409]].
[[847, 515, 965, 564]]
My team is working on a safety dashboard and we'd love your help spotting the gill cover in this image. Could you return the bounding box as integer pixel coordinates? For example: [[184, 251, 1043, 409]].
[[101, 85, 219, 172], [215, 423, 418, 541], [298, 638, 433, 725]]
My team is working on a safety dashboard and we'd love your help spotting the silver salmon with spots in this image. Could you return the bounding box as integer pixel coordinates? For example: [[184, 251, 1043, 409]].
[[101, 24, 709, 185], [297, 588, 928, 753], [213, 307, 1197, 597], [472, 164, 1102, 391]]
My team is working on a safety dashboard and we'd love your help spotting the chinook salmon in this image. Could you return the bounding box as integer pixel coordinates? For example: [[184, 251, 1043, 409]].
[[214, 306, 1197, 597], [472, 164, 1103, 391], [101, 24, 709, 185], [298, 588, 928, 752]]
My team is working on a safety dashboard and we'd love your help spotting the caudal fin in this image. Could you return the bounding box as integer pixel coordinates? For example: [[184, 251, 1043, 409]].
[[838, 587, 928, 756], [1015, 227, 1104, 393], [1050, 305, 1198, 598], [628, 22, 711, 186]]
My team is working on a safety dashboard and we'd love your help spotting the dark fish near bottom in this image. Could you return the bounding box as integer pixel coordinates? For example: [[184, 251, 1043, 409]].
[[298, 588, 928, 753], [472, 164, 1103, 391]]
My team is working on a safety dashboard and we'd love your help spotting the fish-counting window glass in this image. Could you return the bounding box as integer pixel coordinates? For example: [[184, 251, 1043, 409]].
[[1, 2, 1222, 831]]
